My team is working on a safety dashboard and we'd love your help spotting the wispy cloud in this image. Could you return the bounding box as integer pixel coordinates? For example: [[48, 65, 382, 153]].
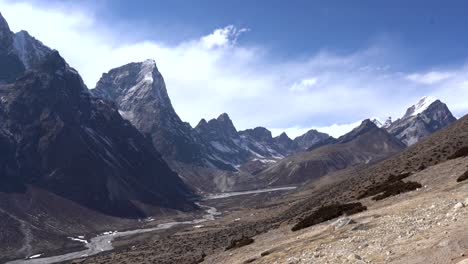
[[290, 78, 318, 92], [1, 0, 467, 138], [406, 71, 455, 84], [201, 25, 250, 49]]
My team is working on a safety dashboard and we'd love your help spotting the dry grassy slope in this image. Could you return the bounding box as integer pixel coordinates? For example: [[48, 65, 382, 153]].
[[283, 114, 468, 221], [253, 126, 405, 187], [205, 156, 468, 264]]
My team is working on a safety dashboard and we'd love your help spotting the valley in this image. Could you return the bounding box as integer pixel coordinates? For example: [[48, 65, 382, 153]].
[[5, 187, 297, 264]]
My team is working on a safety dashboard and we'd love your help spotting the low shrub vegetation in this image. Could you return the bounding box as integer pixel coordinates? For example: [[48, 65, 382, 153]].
[[225, 237, 254, 250], [457, 171, 468, 182], [449, 146, 468, 160], [358, 172, 413, 199], [372, 181, 422, 201], [291, 203, 367, 232]]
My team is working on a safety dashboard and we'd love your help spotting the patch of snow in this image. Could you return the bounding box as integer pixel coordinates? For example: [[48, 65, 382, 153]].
[[68, 237, 88, 244], [409, 96, 437, 117], [28, 254, 42, 259], [210, 141, 234, 153], [371, 118, 383, 128]]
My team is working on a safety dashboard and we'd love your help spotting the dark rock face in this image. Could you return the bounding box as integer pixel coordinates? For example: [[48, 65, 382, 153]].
[[239, 127, 274, 143], [0, 48, 193, 217], [274, 132, 294, 151], [13, 30, 52, 70], [387, 97, 457, 145], [0, 13, 25, 83]]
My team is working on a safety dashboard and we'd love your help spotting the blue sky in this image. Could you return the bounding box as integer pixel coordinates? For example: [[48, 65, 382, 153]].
[[1, 0, 468, 137]]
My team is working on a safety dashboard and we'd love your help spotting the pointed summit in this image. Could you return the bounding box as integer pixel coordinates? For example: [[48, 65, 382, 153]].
[[91, 60, 205, 164], [200, 113, 238, 140], [0, 12, 13, 48], [337, 119, 379, 144], [92, 60, 173, 116], [293, 129, 330, 150], [0, 12, 25, 83]]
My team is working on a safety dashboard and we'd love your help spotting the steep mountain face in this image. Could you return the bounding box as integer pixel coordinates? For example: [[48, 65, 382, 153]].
[[0, 14, 25, 83], [0, 14, 193, 218], [0, 14, 52, 84], [387, 96, 457, 146], [251, 120, 405, 187], [91, 60, 207, 166], [13, 30, 52, 70]]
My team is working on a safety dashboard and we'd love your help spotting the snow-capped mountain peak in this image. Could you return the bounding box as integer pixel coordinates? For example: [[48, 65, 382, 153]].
[[404, 96, 437, 118], [387, 96, 456, 146]]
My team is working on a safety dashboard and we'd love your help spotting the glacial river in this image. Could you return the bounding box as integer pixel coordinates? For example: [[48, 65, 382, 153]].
[[7, 186, 296, 264]]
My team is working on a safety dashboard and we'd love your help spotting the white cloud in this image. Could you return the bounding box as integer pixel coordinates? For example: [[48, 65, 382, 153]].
[[200, 25, 249, 49], [0, 0, 467, 136], [290, 78, 318, 92], [406, 71, 454, 84]]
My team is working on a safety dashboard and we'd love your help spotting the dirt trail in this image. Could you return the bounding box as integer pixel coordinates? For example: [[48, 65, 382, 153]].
[[0, 208, 33, 257]]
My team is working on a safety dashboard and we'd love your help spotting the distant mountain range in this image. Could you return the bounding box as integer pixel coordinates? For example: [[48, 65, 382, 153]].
[[91, 59, 457, 190], [91, 61, 335, 175]]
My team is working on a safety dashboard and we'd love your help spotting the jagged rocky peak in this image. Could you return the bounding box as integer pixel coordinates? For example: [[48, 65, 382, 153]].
[[293, 128, 330, 150], [239, 127, 273, 142], [93, 59, 169, 105], [92, 59, 179, 128], [198, 113, 239, 139], [0, 12, 13, 47], [276, 132, 292, 142], [372, 117, 392, 128], [0, 13, 53, 83], [0, 12, 24, 83], [91, 59, 205, 165]]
